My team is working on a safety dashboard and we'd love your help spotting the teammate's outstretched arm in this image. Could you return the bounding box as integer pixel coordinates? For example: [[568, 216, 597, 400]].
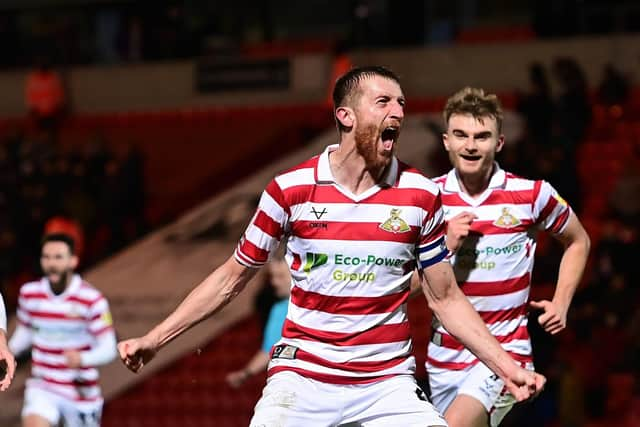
[[118, 256, 258, 373], [0, 293, 16, 391], [419, 262, 546, 402], [530, 211, 590, 335], [0, 330, 15, 391]]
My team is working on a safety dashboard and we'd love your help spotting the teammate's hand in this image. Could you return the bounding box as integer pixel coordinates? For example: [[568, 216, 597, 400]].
[[446, 212, 477, 252], [64, 350, 83, 369], [226, 369, 250, 388], [529, 299, 567, 335], [118, 336, 158, 373], [502, 365, 546, 402], [0, 333, 16, 391]]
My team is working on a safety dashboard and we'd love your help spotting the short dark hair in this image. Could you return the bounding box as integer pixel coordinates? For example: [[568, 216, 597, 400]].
[[332, 66, 401, 131], [42, 233, 75, 254]]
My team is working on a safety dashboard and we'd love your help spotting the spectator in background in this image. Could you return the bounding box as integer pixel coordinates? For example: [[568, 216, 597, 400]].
[[100, 142, 145, 251], [552, 57, 592, 146], [325, 40, 353, 107], [516, 62, 553, 147], [609, 160, 640, 227], [226, 258, 290, 388], [597, 63, 630, 108], [25, 58, 67, 136]]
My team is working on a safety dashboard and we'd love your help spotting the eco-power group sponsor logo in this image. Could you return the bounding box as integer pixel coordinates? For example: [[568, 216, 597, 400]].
[[454, 243, 524, 271], [300, 252, 405, 282]]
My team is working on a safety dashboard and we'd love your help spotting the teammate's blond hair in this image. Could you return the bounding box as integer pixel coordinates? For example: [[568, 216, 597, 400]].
[[443, 87, 503, 132]]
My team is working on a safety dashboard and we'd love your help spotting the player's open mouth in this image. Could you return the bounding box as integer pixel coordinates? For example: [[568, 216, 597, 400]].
[[460, 154, 481, 161], [381, 126, 398, 150]]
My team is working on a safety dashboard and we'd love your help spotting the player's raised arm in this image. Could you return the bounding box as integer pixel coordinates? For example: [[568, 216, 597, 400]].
[[419, 262, 545, 402], [118, 256, 258, 373]]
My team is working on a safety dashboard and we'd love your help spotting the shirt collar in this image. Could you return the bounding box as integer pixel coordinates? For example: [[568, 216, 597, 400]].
[[443, 162, 506, 193], [315, 144, 399, 188], [42, 273, 81, 298]]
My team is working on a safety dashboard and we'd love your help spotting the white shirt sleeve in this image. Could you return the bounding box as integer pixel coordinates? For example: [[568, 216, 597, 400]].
[[80, 329, 117, 367], [8, 323, 33, 357], [0, 292, 6, 332]]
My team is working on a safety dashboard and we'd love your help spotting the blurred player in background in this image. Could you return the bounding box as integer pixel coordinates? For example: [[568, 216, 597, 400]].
[[426, 87, 590, 427], [0, 290, 16, 391], [9, 233, 117, 427], [118, 66, 544, 427], [226, 258, 290, 388]]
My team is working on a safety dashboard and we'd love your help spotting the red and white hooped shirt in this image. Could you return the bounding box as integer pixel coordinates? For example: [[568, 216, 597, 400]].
[[427, 164, 571, 371], [235, 144, 449, 384], [13, 274, 114, 401]]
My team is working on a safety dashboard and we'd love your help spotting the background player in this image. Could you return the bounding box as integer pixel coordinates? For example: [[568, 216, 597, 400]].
[[426, 87, 590, 427], [118, 66, 544, 427], [9, 233, 117, 427]]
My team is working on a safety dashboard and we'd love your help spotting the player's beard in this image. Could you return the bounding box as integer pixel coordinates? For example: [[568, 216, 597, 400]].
[[47, 269, 70, 294], [355, 123, 392, 174]]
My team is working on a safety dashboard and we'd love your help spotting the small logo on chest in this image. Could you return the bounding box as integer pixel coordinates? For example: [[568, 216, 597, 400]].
[[310, 207, 328, 219], [379, 208, 411, 233], [493, 207, 521, 229]]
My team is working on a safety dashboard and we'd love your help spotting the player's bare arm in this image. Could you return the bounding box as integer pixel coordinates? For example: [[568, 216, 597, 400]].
[[420, 261, 546, 402], [530, 211, 590, 335], [118, 256, 258, 373], [0, 329, 16, 391]]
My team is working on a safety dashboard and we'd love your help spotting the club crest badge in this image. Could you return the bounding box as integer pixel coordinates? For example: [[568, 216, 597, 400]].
[[493, 207, 521, 228], [380, 208, 411, 233]]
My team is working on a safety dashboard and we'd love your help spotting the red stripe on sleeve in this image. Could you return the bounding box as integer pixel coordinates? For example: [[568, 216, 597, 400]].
[[537, 195, 558, 224], [265, 180, 290, 216], [237, 239, 270, 264], [549, 208, 570, 233], [254, 210, 283, 238]]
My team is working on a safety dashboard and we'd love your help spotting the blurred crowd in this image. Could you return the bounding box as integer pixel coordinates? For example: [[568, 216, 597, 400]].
[[0, 126, 146, 316], [506, 60, 639, 427], [0, 0, 639, 69]]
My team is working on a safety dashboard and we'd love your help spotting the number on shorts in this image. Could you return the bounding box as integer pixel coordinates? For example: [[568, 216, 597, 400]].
[[77, 410, 101, 427]]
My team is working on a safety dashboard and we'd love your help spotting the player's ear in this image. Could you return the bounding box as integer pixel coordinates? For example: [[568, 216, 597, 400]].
[[443, 132, 451, 151], [496, 134, 505, 153], [335, 106, 354, 129], [70, 255, 79, 270]]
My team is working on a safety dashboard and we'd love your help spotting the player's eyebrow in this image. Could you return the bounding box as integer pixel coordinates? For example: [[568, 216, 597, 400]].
[[451, 129, 493, 138], [473, 131, 492, 138]]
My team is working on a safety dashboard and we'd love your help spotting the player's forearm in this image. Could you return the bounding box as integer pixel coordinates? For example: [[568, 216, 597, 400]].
[[81, 330, 117, 367], [0, 329, 8, 350], [245, 350, 271, 376], [147, 258, 254, 349], [427, 286, 518, 381], [8, 323, 32, 357], [553, 234, 590, 310]]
